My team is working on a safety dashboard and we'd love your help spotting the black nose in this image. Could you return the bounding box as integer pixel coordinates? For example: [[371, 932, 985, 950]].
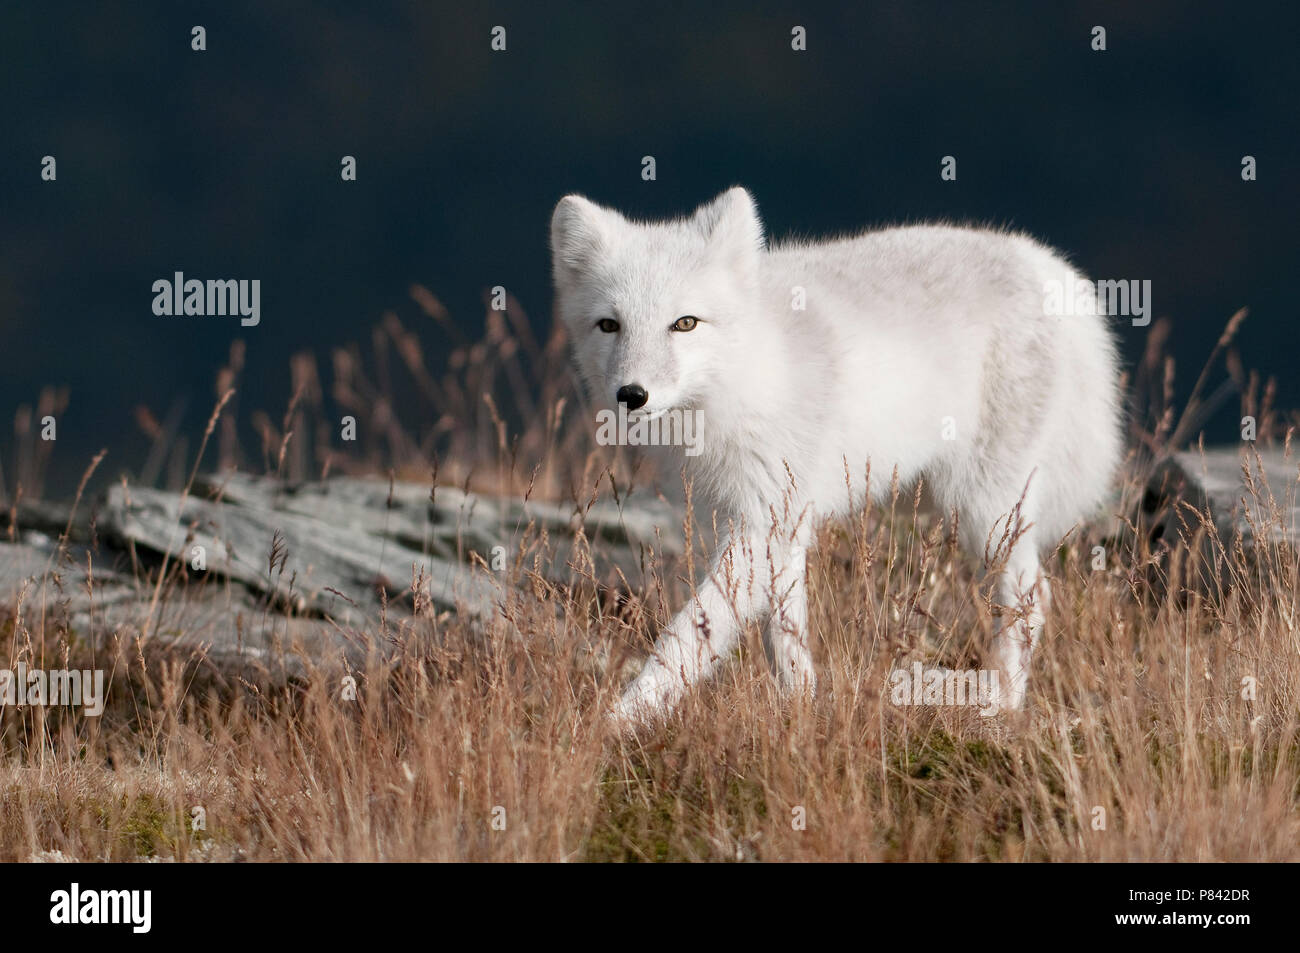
[[616, 384, 648, 410]]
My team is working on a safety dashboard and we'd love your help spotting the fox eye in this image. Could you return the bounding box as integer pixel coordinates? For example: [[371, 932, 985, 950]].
[[672, 315, 699, 332], [596, 318, 619, 333]]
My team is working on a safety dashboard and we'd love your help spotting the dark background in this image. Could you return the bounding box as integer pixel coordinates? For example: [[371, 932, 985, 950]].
[[2, 1, 1296, 496]]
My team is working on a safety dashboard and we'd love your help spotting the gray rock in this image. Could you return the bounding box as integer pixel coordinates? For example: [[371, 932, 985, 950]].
[[0, 472, 688, 675]]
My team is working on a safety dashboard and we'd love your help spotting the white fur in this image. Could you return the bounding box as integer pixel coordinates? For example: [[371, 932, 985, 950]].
[[551, 187, 1122, 726]]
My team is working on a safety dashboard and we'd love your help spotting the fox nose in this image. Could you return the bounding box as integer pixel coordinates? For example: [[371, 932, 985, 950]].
[[616, 384, 648, 410]]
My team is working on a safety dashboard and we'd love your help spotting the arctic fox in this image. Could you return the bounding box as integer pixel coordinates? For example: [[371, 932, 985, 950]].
[[550, 187, 1122, 727]]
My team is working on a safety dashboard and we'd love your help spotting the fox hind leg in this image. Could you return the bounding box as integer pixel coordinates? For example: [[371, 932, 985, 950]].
[[988, 539, 1049, 711]]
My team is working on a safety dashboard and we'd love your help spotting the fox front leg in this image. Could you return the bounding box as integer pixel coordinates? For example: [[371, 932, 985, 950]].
[[767, 544, 815, 695], [609, 533, 765, 732]]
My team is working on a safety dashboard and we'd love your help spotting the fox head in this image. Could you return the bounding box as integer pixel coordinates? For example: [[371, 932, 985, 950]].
[[550, 187, 765, 424]]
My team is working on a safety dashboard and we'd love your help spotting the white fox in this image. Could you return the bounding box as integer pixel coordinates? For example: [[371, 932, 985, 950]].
[[550, 187, 1122, 727]]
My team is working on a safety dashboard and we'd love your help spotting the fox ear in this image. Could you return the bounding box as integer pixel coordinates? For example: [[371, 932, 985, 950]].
[[693, 187, 765, 259], [551, 195, 619, 287]]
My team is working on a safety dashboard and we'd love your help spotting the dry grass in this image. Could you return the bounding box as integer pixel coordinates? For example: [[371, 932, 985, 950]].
[[1, 296, 1298, 862]]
